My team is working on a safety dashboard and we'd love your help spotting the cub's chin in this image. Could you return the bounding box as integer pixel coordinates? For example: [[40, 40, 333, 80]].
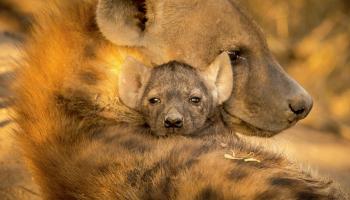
[[151, 126, 196, 137]]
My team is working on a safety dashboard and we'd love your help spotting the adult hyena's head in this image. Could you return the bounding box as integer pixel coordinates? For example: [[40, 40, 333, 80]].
[[118, 54, 233, 136], [97, 0, 313, 137]]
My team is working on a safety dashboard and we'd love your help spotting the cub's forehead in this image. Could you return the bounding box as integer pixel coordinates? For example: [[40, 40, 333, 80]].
[[146, 85, 206, 100], [151, 61, 201, 82], [145, 61, 208, 94]]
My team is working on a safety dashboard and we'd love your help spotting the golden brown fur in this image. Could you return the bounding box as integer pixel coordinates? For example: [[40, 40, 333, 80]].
[[11, 0, 348, 199], [13, 0, 147, 126], [11, 1, 145, 196]]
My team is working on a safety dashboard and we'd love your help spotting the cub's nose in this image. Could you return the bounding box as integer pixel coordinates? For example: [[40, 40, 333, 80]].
[[164, 108, 184, 128], [164, 117, 183, 128]]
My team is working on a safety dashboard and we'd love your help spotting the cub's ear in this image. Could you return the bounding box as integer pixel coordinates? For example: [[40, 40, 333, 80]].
[[96, 0, 150, 46], [200, 52, 233, 105], [118, 57, 151, 109]]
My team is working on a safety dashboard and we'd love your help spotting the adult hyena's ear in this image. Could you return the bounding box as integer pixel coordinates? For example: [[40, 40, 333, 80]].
[[118, 57, 151, 109], [96, 0, 150, 46], [200, 52, 233, 105]]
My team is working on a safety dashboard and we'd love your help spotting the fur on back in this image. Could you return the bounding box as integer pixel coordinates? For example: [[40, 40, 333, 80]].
[[13, 0, 149, 145], [13, 121, 348, 199], [11, 0, 147, 197]]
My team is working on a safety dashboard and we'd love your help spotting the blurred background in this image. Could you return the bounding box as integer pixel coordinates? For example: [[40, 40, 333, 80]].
[[241, 0, 350, 195], [0, 0, 349, 199], [243, 0, 350, 138]]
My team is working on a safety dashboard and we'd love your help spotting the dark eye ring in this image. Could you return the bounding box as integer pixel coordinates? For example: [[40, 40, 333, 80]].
[[149, 98, 161, 105], [189, 97, 201, 104], [227, 50, 243, 63]]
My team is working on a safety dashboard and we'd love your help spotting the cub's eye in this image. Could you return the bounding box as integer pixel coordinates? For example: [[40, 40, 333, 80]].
[[149, 98, 161, 105], [227, 50, 242, 64], [189, 97, 201, 104]]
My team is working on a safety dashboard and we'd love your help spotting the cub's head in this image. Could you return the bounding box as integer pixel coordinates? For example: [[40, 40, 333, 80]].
[[118, 53, 232, 136]]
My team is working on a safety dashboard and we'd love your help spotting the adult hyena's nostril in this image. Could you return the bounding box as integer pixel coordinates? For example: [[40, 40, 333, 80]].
[[288, 94, 313, 120], [289, 103, 305, 115], [164, 117, 183, 128]]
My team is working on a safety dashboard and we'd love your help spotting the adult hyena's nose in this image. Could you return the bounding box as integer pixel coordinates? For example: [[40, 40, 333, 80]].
[[288, 92, 313, 121], [164, 108, 184, 128]]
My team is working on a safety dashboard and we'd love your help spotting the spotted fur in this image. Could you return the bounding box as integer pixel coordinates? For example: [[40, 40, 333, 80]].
[[13, 122, 347, 199]]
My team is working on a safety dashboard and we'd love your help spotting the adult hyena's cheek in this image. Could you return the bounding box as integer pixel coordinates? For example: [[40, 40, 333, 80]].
[[223, 57, 313, 136]]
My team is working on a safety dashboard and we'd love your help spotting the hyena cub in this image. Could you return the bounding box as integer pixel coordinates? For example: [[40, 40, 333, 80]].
[[118, 52, 233, 136]]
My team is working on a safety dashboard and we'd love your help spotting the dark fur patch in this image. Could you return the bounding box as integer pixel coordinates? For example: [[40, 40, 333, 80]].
[[0, 1, 31, 32], [86, 19, 99, 35], [55, 91, 101, 115], [126, 169, 141, 187], [79, 71, 99, 85], [0, 120, 11, 128], [133, 0, 148, 31], [254, 190, 280, 200], [195, 186, 224, 200], [97, 164, 111, 174], [120, 137, 151, 153], [235, 159, 265, 169], [140, 145, 205, 200], [3, 31, 24, 41], [296, 191, 324, 200], [227, 168, 248, 181], [141, 144, 202, 184], [159, 176, 176, 200], [184, 158, 199, 169], [83, 44, 96, 58], [97, 162, 121, 175], [270, 177, 302, 187], [191, 143, 212, 157], [141, 160, 163, 183], [140, 161, 175, 200]]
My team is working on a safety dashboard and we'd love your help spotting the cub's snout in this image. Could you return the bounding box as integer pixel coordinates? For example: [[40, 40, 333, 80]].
[[164, 108, 184, 129]]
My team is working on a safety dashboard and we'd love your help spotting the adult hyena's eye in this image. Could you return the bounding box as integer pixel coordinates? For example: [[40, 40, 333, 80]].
[[149, 98, 161, 105], [189, 97, 201, 104], [227, 49, 243, 64]]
